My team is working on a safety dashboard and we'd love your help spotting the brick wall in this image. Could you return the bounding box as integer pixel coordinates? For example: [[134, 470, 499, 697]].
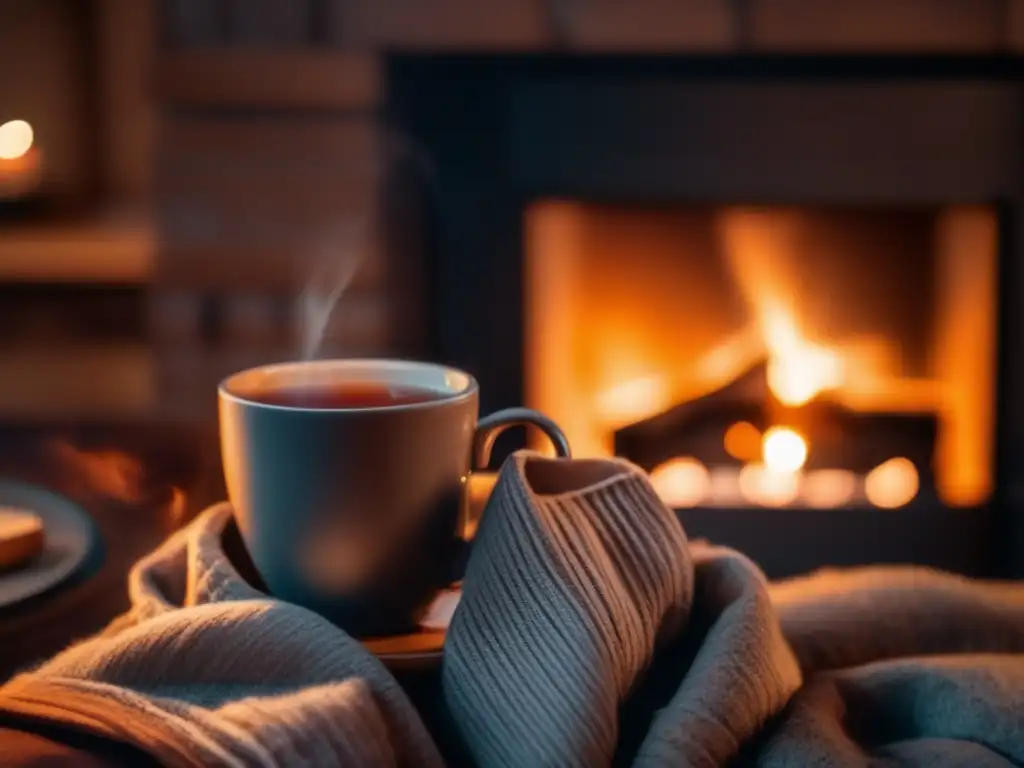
[[152, 0, 1023, 419]]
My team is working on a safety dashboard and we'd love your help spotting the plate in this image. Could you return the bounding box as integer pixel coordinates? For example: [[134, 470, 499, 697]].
[[0, 480, 101, 609]]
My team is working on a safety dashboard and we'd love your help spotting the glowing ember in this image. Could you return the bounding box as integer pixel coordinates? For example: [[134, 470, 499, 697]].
[[802, 469, 857, 508], [738, 464, 799, 507], [723, 421, 761, 462], [865, 457, 919, 509], [649, 457, 710, 508], [762, 427, 807, 473], [708, 467, 743, 506]]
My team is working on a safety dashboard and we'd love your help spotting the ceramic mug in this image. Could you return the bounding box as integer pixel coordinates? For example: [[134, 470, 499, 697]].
[[219, 358, 570, 636]]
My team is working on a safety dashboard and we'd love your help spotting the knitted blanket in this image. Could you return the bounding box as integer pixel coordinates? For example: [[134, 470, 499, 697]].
[[1, 451, 1023, 767]]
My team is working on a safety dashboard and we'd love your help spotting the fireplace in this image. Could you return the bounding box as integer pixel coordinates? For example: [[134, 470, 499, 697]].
[[525, 202, 995, 513], [385, 55, 1024, 578]]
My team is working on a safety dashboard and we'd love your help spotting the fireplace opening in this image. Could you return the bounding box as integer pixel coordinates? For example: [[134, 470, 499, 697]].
[[525, 203, 996, 514], [387, 54, 1023, 575]]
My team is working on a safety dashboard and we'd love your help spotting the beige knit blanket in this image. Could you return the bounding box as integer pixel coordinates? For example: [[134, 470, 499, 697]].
[[1, 452, 1023, 767]]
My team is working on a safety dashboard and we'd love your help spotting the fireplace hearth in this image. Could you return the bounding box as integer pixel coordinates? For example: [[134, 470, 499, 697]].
[[386, 55, 1024, 578]]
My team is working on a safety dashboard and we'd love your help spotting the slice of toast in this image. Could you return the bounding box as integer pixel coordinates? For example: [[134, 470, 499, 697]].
[[0, 507, 45, 572]]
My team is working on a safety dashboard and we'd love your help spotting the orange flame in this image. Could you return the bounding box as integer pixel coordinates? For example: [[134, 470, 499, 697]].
[[738, 464, 799, 507], [762, 426, 808, 473], [525, 201, 996, 509], [649, 457, 710, 508], [762, 306, 844, 406], [865, 457, 919, 509]]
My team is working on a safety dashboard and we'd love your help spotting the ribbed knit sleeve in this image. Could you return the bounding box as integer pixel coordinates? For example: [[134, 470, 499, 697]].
[[443, 452, 694, 767]]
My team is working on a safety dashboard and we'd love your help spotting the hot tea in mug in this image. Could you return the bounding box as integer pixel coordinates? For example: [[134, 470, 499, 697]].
[[219, 359, 570, 636], [251, 382, 444, 410]]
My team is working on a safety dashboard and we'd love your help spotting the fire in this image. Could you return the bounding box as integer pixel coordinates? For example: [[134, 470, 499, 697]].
[[733, 426, 807, 507], [724, 421, 761, 462], [738, 464, 799, 507], [762, 427, 807, 473], [649, 457, 710, 508], [865, 457, 919, 509], [526, 202, 995, 509], [594, 374, 670, 428], [802, 469, 856, 507], [762, 308, 844, 406], [718, 209, 844, 406]]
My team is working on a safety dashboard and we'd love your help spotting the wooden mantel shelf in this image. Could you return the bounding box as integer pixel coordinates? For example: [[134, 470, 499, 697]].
[[156, 50, 380, 110], [0, 210, 154, 284]]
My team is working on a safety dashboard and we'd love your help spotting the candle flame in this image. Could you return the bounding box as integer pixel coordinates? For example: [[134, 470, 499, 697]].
[[0, 120, 34, 160]]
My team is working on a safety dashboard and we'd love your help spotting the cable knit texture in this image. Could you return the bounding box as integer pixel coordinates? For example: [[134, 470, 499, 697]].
[[1, 450, 1023, 767]]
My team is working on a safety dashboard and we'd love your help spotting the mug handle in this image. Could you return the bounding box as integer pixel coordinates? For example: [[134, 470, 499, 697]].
[[472, 407, 572, 470], [461, 408, 571, 542]]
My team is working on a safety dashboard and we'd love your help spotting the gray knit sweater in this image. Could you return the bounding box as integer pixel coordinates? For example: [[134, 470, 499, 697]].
[[1, 451, 1023, 767]]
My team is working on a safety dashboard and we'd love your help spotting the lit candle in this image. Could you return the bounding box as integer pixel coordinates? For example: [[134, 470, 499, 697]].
[[0, 120, 43, 202]]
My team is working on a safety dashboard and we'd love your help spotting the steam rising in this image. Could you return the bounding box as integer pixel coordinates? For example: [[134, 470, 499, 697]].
[[298, 217, 370, 361], [294, 130, 431, 361]]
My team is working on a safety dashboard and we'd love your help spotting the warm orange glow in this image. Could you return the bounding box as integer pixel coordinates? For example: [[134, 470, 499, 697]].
[[594, 375, 671, 428], [525, 202, 996, 508], [650, 457, 710, 508], [724, 421, 761, 462], [802, 469, 857, 508], [738, 464, 799, 507], [933, 209, 996, 506], [48, 441, 144, 502], [167, 487, 188, 524], [718, 210, 846, 406], [708, 467, 744, 506], [762, 308, 844, 406], [45, 440, 189, 522], [525, 202, 750, 458], [695, 330, 761, 384], [463, 471, 499, 538], [762, 427, 807, 473], [865, 458, 919, 509], [0, 120, 33, 160]]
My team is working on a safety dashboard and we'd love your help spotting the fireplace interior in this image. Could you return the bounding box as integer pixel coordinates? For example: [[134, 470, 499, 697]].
[[387, 55, 1023, 578], [525, 203, 996, 516]]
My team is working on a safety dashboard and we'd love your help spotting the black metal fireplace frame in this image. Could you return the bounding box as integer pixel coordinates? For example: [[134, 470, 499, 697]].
[[385, 54, 1024, 578]]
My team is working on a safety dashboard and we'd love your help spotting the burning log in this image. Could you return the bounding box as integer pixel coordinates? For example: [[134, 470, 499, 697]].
[[613, 359, 939, 507], [613, 362, 769, 471]]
